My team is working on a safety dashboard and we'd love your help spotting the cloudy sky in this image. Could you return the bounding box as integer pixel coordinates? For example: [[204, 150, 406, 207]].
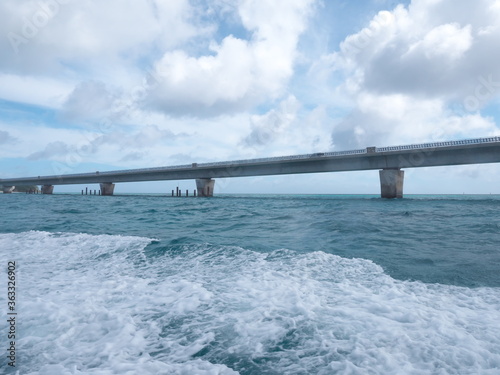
[[1, 0, 500, 194]]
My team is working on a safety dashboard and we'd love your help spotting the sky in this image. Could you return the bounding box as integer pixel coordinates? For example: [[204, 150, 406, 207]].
[[1, 0, 500, 194]]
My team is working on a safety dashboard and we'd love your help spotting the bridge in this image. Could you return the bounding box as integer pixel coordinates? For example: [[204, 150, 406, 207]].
[[1, 136, 500, 198]]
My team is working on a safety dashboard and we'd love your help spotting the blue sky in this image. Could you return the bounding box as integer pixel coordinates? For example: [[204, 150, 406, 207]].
[[1, 0, 500, 194]]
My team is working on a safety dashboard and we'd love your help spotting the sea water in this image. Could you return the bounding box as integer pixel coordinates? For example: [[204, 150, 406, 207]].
[[1, 193, 500, 374]]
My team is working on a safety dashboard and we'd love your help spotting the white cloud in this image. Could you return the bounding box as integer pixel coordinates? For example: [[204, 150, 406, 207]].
[[240, 95, 333, 157], [331, 93, 497, 149], [0, 0, 204, 113], [61, 80, 120, 122], [0, 121, 89, 161], [322, 0, 500, 149], [0, 0, 317, 124], [0, 73, 73, 108], [242, 95, 301, 148], [0, 0, 198, 76], [145, 0, 315, 117], [406, 23, 472, 61], [345, 1, 500, 100]]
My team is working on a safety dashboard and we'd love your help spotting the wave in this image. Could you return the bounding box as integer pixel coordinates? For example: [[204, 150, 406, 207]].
[[1, 231, 499, 374]]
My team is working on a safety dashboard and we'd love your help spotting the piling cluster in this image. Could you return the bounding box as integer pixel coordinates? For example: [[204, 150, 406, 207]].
[[82, 187, 101, 195], [171, 187, 197, 197]]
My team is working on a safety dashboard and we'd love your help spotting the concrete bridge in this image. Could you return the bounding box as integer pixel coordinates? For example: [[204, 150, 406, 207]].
[[1, 136, 500, 198]]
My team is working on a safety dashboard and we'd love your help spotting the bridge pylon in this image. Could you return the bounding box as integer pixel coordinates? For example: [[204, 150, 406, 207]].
[[41, 185, 54, 194], [379, 169, 404, 199], [196, 178, 215, 197], [100, 183, 115, 196]]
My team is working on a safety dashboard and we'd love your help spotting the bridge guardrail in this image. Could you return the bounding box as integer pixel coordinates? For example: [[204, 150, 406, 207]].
[[376, 136, 500, 153]]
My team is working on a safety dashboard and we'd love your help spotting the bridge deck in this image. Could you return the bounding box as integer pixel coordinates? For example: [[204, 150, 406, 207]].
[[1, 136, 500, 186]]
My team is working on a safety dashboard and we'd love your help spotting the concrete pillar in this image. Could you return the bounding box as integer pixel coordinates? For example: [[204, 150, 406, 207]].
[[41, 185, 54, 195], [2, 186, 15, 194], [379, 169, 404, 199], [196, 178, 215, 197], [100, 183, 115, 196]]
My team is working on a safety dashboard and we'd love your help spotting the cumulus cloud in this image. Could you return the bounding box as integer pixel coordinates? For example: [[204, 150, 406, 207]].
[[0, 0, 316, 121], [0, 0, 198, 76], [144, 0, 315, 117], [0, 0, 203, 113], [324, 0, 500, 149], [334, 0, 500, 100], [331, 93, 496, 148], [61, 81, 120, 123], [242, 95, 300, 147]]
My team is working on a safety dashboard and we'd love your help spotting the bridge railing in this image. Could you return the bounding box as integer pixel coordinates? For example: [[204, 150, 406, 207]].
[[376, 136, 500, 152], [194, 148, 367, 169], [92, 136, 500, 175]]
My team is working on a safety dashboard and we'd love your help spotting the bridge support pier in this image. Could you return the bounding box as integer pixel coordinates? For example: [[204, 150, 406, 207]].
[[379, 169, 404, 199], [196, 178, 214, 197], [2, 186, 15, 194], [41, 185, 54, 194], [100, 183, 115, 196]]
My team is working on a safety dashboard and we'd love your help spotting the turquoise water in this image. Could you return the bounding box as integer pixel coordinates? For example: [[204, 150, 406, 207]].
[[1, 193, 500, 374]]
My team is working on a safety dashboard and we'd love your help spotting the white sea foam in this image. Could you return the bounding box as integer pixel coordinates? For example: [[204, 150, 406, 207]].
[[1, 231, 500, 374]]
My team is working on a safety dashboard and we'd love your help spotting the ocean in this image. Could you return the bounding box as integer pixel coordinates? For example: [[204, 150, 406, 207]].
[[1, 193, 500, 374]]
